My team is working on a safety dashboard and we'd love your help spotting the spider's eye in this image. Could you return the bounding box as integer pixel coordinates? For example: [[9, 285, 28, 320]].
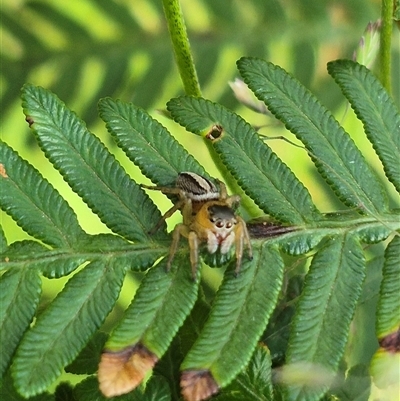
[[215, 220, 224, 228], [226, 222, 233, 229]]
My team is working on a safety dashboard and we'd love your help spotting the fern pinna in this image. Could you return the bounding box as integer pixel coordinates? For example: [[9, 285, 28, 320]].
[[0, 58, 399, 401]]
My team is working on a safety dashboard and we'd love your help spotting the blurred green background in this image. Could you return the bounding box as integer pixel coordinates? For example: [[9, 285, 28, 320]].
[[1, 0, 399, 398]]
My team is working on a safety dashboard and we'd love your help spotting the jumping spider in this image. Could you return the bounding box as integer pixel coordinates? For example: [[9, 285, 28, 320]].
[[142, 172, 253, 279]]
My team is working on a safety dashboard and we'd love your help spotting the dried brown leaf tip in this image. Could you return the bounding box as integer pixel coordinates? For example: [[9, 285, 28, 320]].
[[206, 124, 223, 140], [25, 116, 34, 127], [379, 328, 400, 353], [181, 369, 219, 401], [98, 343, 158, 398], [0, 164, 8, 178], [247, 219, 297, 238]]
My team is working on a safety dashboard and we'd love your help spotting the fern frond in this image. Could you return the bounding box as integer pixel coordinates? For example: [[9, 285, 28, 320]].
[[105, 253, 198, 355], [0, 141, 85, 248], [12, 260, 126, 397], [285, 235, 365, 400], [328, 59, 400, 193], [99, 98, 208, 185], [0, 269, 41, 377], [215, 344, 274, 401], [376, 236, 400, 337], [0, 236, 163, 278], [237, 57, 389, 215], [181, 244, 283, 389], [167, 97, 320, 224], [21, 84, 163, 243]]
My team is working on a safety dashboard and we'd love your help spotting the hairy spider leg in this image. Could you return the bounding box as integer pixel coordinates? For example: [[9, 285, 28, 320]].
[[165, 197, 201, 279], [216, 179, 228, 199], [166, 223, 199, 280], [149, 200, 185, 234], [142, 182, 201, 279], [234, 216, 253, 274], [180, 196, 194, 225], [188, 231, 200, 279], [215, 181, 240, 209], [234, 218, 245, 275], [140, 184, 187, 233], [166, 223, 187, 270], [234, 224, 244, 276], [225, 194, 241, 209]]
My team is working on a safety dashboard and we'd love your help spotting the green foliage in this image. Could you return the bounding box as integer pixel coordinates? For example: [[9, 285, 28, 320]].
[[1, 57, 399, 401], [74, 375, 171, 401], [327, 60, 400, 193], [236, 57, 389, 215], [98, 98, 208, 185], [333, 364, 371, 401], [21, 84, 165, 244], [166, 97, 319, 224], [181, 245, 283, 387], [13, 260, 126, 397], [375, 236, 400, 337], [0, 269, 42, 377], [106, 254, 200, 356], [214, 345, 274, 401], [285, 235, 365, 400], [0, 141, 86, 248], [162, 0, 202, 97]]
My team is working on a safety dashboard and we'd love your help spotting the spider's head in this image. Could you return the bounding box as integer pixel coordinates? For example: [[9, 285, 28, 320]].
[[193, 203, 237, 260], [207, 204, 237, 238]]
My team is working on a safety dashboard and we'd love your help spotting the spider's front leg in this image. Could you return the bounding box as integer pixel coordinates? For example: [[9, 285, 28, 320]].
[[166, 224, 199, 280], [149, 200, 184, 234], [225, 194, 241, 210], [166, 223, 189, 270], [188, 231, 200, 280], [140, 184, 185, 234], [234, 216, 253, 275]]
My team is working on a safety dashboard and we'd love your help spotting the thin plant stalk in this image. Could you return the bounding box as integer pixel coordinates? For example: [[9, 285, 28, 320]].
[[380, 0, 394, 92], [161, 0, 250, 205], [162, 0, 202, 97]]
